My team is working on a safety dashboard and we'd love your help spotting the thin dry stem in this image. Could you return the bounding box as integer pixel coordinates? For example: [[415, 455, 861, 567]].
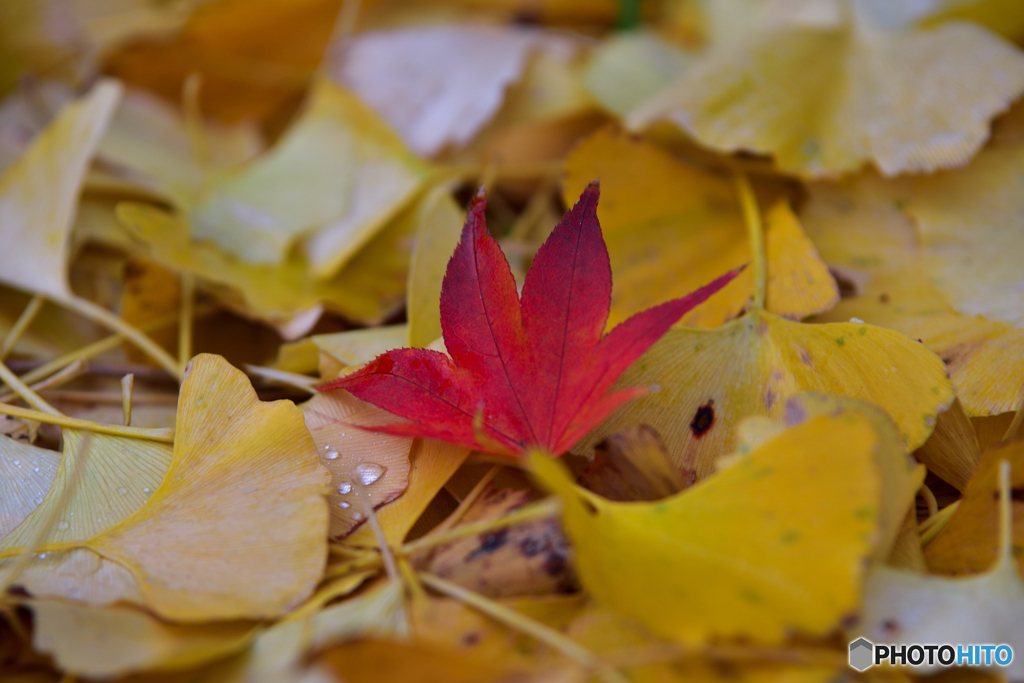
[[178, 272, 195, 373], [0, 358, 87, 405], [1, 295, 44, 359], [62, 295, 181, 380], [398, 497, 561, 557], [121, 374, 134, 426], [734, 173, 766, 309], [0, 358, 60, 416], [920, 500, 961, 545], [0, 402, 174, 442], [919, 482, 939, 518]]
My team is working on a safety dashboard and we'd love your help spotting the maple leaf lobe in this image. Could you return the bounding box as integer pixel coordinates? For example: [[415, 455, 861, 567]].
[[320, 182, 740, 457]]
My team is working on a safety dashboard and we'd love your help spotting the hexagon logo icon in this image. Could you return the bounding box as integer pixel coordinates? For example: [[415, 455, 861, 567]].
[[849, 638, 874, 671]]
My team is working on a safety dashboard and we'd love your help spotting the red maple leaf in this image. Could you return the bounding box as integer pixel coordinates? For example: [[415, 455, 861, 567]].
[[319, 181, 740, 457]]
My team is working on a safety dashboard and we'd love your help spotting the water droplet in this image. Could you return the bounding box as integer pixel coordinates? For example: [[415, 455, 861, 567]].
[[337, 481, 352, 495], [12, 460, 19, 466], [323, 445, 330, 450], [56, 521, 69, 531], [338, 501, 350, 509], [118, 487, 127, 495], [37, 553, 48, 560], [196, 398, 203, 406], [33, 467, 38, 473], [353, 512, 363, 521], [353, 462, 386, 486], [325, 450, 339, 460], [143, 487, 152, 494]]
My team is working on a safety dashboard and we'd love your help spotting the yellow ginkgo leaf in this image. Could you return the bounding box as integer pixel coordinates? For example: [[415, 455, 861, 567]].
[[857, 461, 1024, 681], [582, 30, 692, 119], [115, 201, 413, 337], [31, 600, 257, 678], [190, 79, 427, 274], [96, 87, 263, 207], [407, 186, 465, 348], [0, 436, 60, 538], [581, 307, 953, 479], [0, 429, 173, 558], [563, 128, 837, 328], [530, 406, 883, 644], [903, 142, 1024, 330], [0, 79, 121, 300], [735, 393, 924, 563], [627, 12, 1024, 178], [802, 174, 1024, 417], [924, 438, 1024, 575], [1, 354, 331, 621]]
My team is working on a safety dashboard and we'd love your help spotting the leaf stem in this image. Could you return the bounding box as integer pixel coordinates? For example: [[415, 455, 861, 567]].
[[919, 500, 960, 545], [0, 359, 60, 416], [0, 294, 44, 359], [419, 572, 627, 683], [734, 173, 766, 310], [0, 402, 174, 442], [398, 497, 561, 557], [178, 272, 195, 373], [62, 295, 181, 381]]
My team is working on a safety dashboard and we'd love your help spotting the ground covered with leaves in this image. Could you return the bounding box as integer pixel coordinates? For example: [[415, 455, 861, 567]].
[[1, 0, 1023, 681]]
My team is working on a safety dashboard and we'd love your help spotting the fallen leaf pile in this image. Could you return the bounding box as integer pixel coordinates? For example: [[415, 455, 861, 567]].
[[0, 1, 1023, 682]]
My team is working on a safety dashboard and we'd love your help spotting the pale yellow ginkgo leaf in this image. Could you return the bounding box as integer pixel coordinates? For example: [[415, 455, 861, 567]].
[[857, 461, 1024, 681], [0, 429, 173, 555], [903, 142, 1024, 330], [115, 200, 413, 338], [407, 185, 465, 348], [563, 128, 837, 328], [1, 354, 331, 621], [802, 174, 1024, 417], [31, 599, 258, 679], [582, 30, 692, 119], [330, 24, 578, 157], [628, 11, 1024, 178], [191, 79, 427, 274], [0, 436, 61, 538], [0, 79, 121, 300], [97, 87, 263, 206], [580, 306, 952, 479], [531, 405, 883, 644]]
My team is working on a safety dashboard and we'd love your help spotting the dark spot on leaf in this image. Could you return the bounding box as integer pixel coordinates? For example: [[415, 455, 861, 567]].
[[799, 348, 813, 367], [841, 613, 860, 629], [879, 292, 890, 304], [466, 529, 508, 561], [942, 357, 952, 365], [519, 538, 543, 557], [690, 400, 715, 437], [543, 553, 566, 577], [581, 498, 598, 515], [836, 337, 845, 347], [882, 619, 900, 635], [461, 632, 482, 647], [764, 387, 777, 410]]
